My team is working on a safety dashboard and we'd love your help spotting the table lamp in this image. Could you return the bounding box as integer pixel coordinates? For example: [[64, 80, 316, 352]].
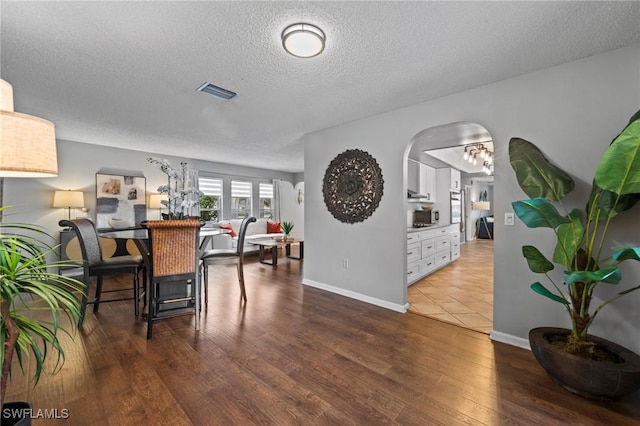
[[148, 194, 166, 219], [53, 190, 85, 221]]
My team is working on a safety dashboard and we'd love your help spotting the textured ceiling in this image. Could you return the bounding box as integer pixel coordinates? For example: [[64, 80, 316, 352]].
[[2, 1, 639, 173]]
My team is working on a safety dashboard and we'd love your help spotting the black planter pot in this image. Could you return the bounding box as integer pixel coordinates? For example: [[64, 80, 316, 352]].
[[2, 401, 32, 426], [529, 327, 640, 401]]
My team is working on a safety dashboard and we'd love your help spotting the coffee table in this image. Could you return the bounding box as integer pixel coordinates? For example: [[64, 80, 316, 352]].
[[248, 238, 304, 266]]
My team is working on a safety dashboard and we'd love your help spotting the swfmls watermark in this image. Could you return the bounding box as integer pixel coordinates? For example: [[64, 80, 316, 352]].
[[2, 407, 70, 420]]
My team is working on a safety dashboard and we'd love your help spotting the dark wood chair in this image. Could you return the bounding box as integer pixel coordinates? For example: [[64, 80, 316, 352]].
[[59, 219, 145, 326], [143, 218, 203, 339], [200, 216, 256, 305]]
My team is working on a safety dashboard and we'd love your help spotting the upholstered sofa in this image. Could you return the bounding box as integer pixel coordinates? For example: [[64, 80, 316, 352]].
[[206, 218, 284, 254]]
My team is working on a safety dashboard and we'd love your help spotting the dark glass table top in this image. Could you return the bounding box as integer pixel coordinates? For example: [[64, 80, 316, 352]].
[[100, 227, 229, 240]]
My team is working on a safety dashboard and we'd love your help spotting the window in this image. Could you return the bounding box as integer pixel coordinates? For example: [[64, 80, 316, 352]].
[[199, 177, 222, 222], [231, 180, 252, 219], [259, 182, 273, 219]]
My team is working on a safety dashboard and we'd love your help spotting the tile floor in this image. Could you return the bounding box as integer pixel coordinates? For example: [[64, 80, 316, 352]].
[[408, 238, 494, 334]]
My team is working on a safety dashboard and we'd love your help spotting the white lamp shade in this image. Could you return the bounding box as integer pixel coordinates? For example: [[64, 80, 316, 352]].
[[474, 201, 491, 211], [0, 79, 58, 177], [53, 190, 84, 208], [148, 194, 166, 209], [1, 79, 14, 111]]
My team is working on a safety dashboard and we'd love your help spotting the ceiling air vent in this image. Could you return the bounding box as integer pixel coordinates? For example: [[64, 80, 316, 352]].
[[196, 82, 237, 100]]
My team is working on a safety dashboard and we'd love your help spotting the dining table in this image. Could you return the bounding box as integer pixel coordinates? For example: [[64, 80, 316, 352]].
[[99, 226, 230, 256], [99, 226, 230, 330]]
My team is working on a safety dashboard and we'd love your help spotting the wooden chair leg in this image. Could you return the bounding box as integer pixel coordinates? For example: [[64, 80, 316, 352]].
[[78, 274, 90, 327], [93, 276, 103, 313], [133, 269, 140, 317], [237, 263, 247, 303], [147, 281, 155, 340], [203, 264, 209, 307], [142, 267, 148, 309]]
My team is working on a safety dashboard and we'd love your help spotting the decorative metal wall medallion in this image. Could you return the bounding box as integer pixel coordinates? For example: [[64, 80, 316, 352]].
[[322, 149, 384, 224]]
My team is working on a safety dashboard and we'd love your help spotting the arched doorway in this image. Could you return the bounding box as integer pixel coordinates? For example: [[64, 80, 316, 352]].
[[405, 121, 495, 334]]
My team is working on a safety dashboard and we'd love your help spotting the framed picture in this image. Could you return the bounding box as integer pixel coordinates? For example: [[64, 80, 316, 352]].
[[95, 173, 147, 229]]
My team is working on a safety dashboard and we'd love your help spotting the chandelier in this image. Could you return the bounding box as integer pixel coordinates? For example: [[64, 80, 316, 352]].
[[462, 143, 494, 175]]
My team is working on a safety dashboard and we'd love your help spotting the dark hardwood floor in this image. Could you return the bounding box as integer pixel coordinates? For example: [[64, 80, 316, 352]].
[[6, 250, 640, 425]]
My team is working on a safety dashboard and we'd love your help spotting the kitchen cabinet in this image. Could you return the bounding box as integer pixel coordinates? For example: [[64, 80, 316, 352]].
[[450, 168, 461, 190], [450, 231, 460, 261], [407, 159, 436, 202], [437, 167, 461, 191], [406, 224, 460, 285], [422, 164, 436, 203], [407, 159, 420, 194]]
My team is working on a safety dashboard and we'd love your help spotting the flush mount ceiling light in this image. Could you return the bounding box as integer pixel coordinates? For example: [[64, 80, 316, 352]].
[[282, 23, 325, 58]]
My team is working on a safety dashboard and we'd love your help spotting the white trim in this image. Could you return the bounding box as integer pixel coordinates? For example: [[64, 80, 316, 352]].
[[302, 279, 409, 313], [489, 330, 531, 350]]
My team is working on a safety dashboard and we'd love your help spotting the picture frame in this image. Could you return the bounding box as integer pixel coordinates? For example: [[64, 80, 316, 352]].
[[95, 173, 147, 230]]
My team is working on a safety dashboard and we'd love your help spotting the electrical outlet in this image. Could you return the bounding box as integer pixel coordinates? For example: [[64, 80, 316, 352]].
[[505, 212, 515, 226], [343, 259, 349, 268]]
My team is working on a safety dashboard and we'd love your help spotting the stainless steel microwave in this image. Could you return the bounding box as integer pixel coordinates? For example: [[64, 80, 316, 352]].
[[413, 209, 439, 227]]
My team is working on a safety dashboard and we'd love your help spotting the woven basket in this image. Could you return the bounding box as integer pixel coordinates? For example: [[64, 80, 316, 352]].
[[146, 219, 201, 277]]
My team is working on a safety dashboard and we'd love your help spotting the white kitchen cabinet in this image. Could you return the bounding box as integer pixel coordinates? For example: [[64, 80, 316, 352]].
[[407, 159, 420, 194], [421, 238, 437, 258], [407, 232, 421, 244], [420, 256, 436, 276], [450, 168, 461, 190], [406, 224, 461, 285], [407, 261, 420, 283], [407, 241, 420, 264], [422, 164, 436, 203], [450, 232, 460, 261], [437, 167, 461, 191], [436, 235, 451, 253], [407, 159, 436, 202]]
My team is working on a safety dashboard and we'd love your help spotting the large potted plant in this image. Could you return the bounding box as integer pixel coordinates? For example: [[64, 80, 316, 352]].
[[147, 157, 202, 220], [1, 207, 84, 425], [508, 110, 640, 400]]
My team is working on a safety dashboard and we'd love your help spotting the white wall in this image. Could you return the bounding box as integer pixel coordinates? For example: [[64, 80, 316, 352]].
[[304, 44, 640, 351], [2, 139, 296, 238], [275, 180, 304, 240]]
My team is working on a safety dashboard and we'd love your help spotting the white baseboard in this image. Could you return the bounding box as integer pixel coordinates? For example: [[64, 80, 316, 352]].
[[302, 279, 531, 351], [302, 279, 409, 313], [489, 330, 531, 350]]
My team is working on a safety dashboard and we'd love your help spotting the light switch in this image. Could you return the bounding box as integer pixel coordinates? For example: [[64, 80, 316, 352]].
[[505, 212, 515, 226]]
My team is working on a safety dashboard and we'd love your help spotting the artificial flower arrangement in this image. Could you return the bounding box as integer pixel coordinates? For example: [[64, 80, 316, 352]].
[[147, 157, 203, 219]]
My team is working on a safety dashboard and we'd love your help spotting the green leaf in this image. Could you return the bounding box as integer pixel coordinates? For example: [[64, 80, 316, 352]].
[[586, 186, 640, 223], [552, 209, 584, 266], [564, 266, 621, 285], [0, 206, 84, 401], [509, 138, 575, 201], [512, 198, 571, 229], [531, 282, 569, 305], [522, 245, 554, 273], [612, 247, 640, 262], [594, 120, 640, 196]]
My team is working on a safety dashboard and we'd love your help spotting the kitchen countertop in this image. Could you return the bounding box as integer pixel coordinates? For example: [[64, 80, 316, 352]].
[[407, 223, 452, 233]]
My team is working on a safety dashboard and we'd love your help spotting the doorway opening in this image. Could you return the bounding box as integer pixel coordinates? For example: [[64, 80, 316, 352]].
[[405, 122, 495, 334]]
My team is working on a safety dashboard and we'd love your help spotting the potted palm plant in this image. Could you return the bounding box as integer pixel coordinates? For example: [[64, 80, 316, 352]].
[[508, 110, 640, 400], [1, 207, 84, 425]]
